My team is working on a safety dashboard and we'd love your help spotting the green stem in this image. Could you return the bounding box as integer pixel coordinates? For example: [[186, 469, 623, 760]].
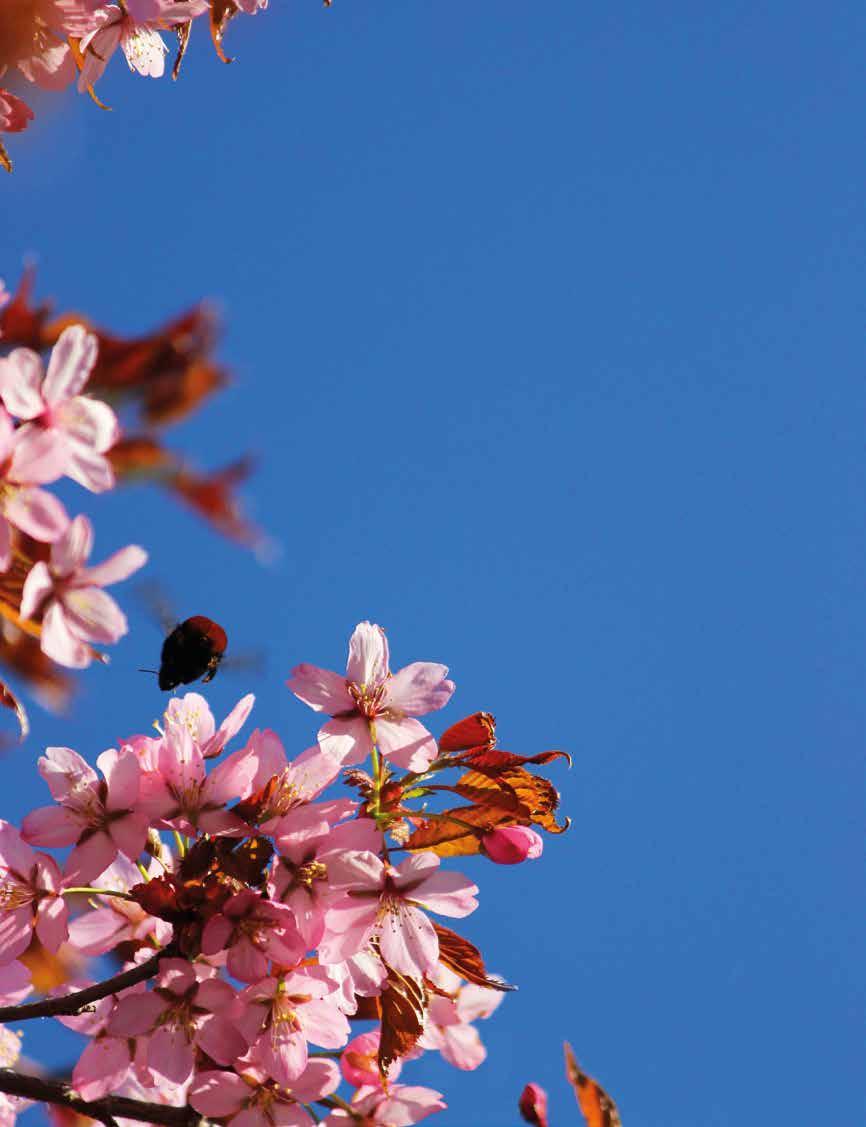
[[62, 887, 133, 901]]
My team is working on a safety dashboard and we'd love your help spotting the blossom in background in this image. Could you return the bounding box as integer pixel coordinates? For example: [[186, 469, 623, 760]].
[[78, 0, 208, 89], [0, 325, 120, 492], [236, 970, 350, 1085], [418, 965, 503, 1070], [0, 408, 69, 570], [19, 514, 146, 668], [21, 745, 149, 883], [190, 1057, 340, 1126], [107, 959, 248, 1084], [201, 889, 305, 982], [340, 1029, 402, 1087], [289, 621, 454, 771], [323, 1084, 447, 1126], [321, 851, 478, 976], [0, 820, 67, 964]]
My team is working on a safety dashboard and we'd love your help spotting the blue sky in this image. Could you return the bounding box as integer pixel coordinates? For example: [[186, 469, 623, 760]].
[[1, 2, 864, 1123]]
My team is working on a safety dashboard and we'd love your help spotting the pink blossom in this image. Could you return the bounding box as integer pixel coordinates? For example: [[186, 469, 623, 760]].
[[0, 90, 34, 135], [20, 515, 147, 668], [139, 713, 258, 837], [340, 1029, 402, 1088], [190, 1058, 339, 1126], [164, 690, 255, 760], [0, 408, 69, 570], [418, 966, 503, 1070], [108, 959, 247, 1084], [289, 622, 454, 772], [481, 825, 544, 865], [323, 1084, 446, 1126], [0, 325, 120, 492], [67, 856, 172, 955], [200, 889, 305, 982], [0, 820, 67, 964], [78, 0, 207, 88], [235, 969, 350, 1085], [242, 732, 343, 818], [320, 852, 478, 977], [269, 806, 380, 949], [22, 745, 148, 883]]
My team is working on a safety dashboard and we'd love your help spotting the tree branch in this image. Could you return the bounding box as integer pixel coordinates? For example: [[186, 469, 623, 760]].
[[0, 1070, 199, 1127], [0, 944, 177, 1023]]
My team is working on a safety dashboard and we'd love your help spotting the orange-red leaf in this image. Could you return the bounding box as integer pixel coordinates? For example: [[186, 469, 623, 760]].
[[564, 1043, 622, 1127], [405, 805, 514, 856], [458, 767, 570, 834], [433, 923, 514, 991], [210, 0, 239, 63], [459, 747, 572, 771], [438, 711, 496, 753], [0, 677, 29, 742], [378, 968, 426, 1077]]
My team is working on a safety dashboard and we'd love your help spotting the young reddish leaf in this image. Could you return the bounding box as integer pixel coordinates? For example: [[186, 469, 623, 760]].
[[405, 805, 515, 856], [519, 1083, 549, 1127], [458, 767, 570, 834], [438, 711, 496, 753], [459, 747, 572, 770], [0, 677, 28, 742], [564, 1043, 622, 1127], [433, 923, 514, 991], [172, 20, 192, 80], [377, 968, 427, 1077], [210, 0, 239, 63]]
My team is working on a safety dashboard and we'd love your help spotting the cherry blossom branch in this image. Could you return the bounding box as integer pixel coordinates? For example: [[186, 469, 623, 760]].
[[0, 1069, 200, 1127], [0, 944, 177, 1023]]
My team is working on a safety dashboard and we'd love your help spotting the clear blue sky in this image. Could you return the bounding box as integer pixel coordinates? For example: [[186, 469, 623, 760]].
[[1, 2, 864, 1124]]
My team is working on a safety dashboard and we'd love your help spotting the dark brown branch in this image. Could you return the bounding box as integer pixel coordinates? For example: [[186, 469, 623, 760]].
[[0, 1069, 199, 1127], [0, 943, 177, 1023]]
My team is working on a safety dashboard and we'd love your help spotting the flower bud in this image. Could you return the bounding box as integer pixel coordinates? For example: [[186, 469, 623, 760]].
[[482, 826, 543, 865], [518, 1082, 549, 1126]]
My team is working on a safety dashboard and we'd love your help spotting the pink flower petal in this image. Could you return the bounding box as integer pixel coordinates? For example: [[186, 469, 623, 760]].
[[73, 1037, 131, 1101], [288, 664, 353, 715], [81, 544, 147, 588], [4, 486, 69, 544], [38, 745, 97, 799], [65, 830, 117, 884], [62, 586, 128, 644], [374, 717, 438, 773], [197, 1013, 249, 1066], [63, 441, 115, 492], [318, 715, 372, 765], [378, 901, 439, 978], [51, 514, 93, 577], [43, 326, 98, 406], [409, 869, 479, 918], [40, 601, 96, 666], [346, 621, 389, 685], [8, 427, 67, 485], [19, 560, 53, 621], [34, 895, 68, 952], [0, 350, 45, 420], [54, 396, 119, 453], [148, 1025, 194, 1085], [21, 805, 81, 847], [384, 662, 454, 716], [189, 1071, 249, 1118]]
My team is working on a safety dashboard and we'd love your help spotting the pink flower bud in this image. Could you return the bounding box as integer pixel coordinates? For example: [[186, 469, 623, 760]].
[[482, 826, 544, 865], [518, 1081, 549, 1126]]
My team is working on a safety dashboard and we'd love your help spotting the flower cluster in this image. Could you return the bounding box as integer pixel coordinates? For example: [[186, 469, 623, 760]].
[[0, 313, 146, 722], [0, 268, 261, 730], [0, 0, 323, 172], [0, 622, 569, 1126]]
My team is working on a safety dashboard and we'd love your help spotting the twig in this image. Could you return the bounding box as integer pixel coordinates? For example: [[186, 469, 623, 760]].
[[0, 1070, 199, 1126], [0, 944, 176, 1023]]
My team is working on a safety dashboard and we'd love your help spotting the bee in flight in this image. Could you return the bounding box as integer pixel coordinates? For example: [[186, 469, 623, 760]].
[[156, 616, 228, 691]]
